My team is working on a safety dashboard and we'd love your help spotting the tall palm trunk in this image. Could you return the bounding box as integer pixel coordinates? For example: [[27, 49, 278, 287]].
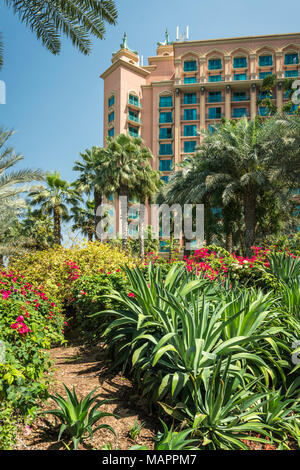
[[139, 200, 145, 260], [53, 206, 61, 245], [119, 187, 128, 252], [225, 232, 233, 253], [243, 190, 256, 257], [94, 188, 102, 240]]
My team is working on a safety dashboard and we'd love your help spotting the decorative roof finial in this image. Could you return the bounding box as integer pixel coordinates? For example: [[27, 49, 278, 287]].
[[157, 28, 173, 47], [121, 32, 128, 49]]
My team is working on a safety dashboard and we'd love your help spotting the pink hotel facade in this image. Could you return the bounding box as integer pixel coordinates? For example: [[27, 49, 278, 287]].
[[101, 32, 300, 183]]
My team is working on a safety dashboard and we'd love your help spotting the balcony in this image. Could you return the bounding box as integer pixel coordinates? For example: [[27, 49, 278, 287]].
[[208, 75, 225, 82], [231, 110, 250, 118], [128, 113, 141, 124], [232, 93, 250, 102], [206, 112, 225, 120], [128, 95, 141, 109], [206, 94, 225, 103], [181, 98, 200, 105], [181, 114, 200, 121]]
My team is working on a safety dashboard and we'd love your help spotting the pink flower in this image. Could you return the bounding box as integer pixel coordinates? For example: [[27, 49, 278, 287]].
[[128, 292, 135, 298]]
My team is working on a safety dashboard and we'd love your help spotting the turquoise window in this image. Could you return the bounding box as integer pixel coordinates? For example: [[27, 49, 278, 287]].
[[259, 55, 273, 66], [159, 240, 169, 252], [209, 75, 222, 82], [208, 59, 222, 70], [233, 57, 247, 68], [284, 53, 299, 65], [108, 111, 114, 123], [159, 112, 172, 123], [159, 143, 172, 155], [285, 69, 299, 77], [108, 194, 114, 201], [184, 125, 197, 136], [160, 175, 169, 183], [184, 76, 197, 84], [108, 127, 114, 137], [129, 126, 139, 137], [184, 108, 197, 120], [234, 73, 247, 81], [232, 108, 248, 118], [259, 71, 272, 79], [184, 140, 197, 153], [208, 107, 222, 119], [159, 159, 172, 171], [159, 127, 172, 139], [184, 93, 197, 104], [208, 91, 222, 103], [233, 92, 248, 101], [160, 95, 173, 107], [184, 60, 197, 71], [108, 95, 115, 107], [128, 94, 139, 106]]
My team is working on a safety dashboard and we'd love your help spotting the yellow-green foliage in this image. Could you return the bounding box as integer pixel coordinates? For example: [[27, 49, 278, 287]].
[[9, 241, 135, 307]]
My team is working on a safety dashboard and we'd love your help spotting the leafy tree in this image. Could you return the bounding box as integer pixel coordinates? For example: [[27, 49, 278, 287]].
[[0, 128, 44, 217], [3, 0, 118, 56], [71, 198, 95, 242], [73, 146, 104, 237], [163, 116, 300, 256], [97, 134, 159, 251], [29, 171, 81, 245]]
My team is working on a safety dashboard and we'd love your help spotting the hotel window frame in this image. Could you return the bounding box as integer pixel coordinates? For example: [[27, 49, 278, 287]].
[[208, 58, 222, 70], [233, 56, 248, 69], [184, 60, 197, 72]]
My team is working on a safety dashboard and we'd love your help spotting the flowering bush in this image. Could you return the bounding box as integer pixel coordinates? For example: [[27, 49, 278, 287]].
[[0, 270, 65, 415], [9, 241, 135, 307]]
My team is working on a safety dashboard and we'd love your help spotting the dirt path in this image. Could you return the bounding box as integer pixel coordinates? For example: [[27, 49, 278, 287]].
[[16, 341, 157, 450]]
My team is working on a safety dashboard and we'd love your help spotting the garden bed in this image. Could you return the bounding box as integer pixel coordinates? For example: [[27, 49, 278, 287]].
[[16, 340, 157, 450]]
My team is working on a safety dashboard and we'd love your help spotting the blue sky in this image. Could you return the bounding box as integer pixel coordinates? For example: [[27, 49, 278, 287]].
[[1, 0, 300, 183]]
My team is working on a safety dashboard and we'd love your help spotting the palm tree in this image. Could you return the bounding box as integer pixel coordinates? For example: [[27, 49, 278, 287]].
[[71, 198, 95, 242], [0, 128, 44, 214], [73, 146, 104, 236], [3, 0, 118, 55], [132, 163, 161, 259], [189, 116, 300, 255], [97, 134, 159, 251], [29, 171, 81, 245]]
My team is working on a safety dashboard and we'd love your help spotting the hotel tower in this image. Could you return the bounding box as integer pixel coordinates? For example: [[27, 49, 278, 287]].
[[101, 31, 300, 183]]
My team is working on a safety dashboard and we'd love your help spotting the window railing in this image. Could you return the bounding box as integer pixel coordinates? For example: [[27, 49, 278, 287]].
[[232, 94, 250, 101], [231, 110, 250, 118], [128, 97, 141, 107], [181, 114, 200, 121], [206, 95, 225, 103], [181, 98, 200, 104], [208, 75, 224, 82], [206, 112, 225, 120], [128, 114, 141, 123]]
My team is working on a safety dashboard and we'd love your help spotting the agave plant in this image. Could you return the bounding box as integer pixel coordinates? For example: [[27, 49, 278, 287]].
[[42, 385, 117, 449], [95, 264, 276, 409], [159, 357, 275, 450], [267, 252, 300, 284], [130, 420, 200, 450]]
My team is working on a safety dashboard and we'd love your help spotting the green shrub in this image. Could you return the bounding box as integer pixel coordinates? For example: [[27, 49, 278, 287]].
[[0, 400, 18, 450], [70, 272, 130, 339]]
